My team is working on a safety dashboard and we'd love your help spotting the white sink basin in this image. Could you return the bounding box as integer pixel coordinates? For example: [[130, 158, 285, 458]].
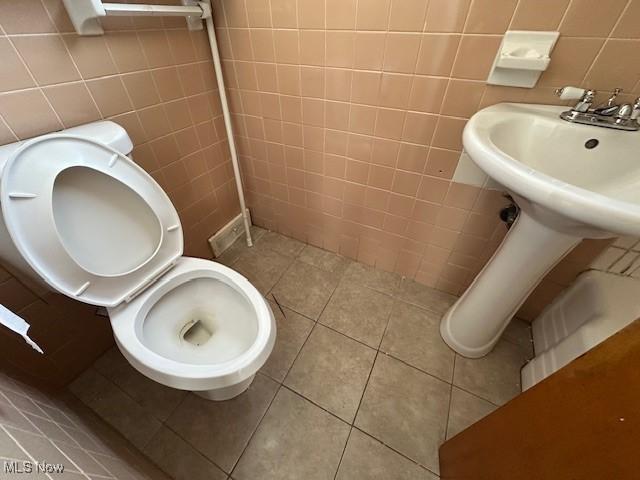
[[440, 103, 640, 359], [465, 103, 640, 237]]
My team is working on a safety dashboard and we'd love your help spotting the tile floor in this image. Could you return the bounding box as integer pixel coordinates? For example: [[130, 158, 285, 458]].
[[70, 228, 533, 480]]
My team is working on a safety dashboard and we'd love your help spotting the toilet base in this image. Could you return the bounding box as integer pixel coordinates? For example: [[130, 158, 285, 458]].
[[194, 375, 255, 401]]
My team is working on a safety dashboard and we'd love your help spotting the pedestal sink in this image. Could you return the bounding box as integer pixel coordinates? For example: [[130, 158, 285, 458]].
[[440, 103, 640, 358]]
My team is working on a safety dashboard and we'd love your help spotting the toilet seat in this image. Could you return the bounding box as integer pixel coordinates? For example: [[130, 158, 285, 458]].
[[1, 134, 182, 307], [108, 257, 276, 392], [0, 122, 276, 398]]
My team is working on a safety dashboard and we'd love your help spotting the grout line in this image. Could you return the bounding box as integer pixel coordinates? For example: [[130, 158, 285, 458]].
[[351, 425, 440, 476], [443, 354, 457, 441]]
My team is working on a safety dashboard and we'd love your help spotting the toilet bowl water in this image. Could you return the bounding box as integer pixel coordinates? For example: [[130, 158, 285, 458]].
[[142, 277, 258, 365]]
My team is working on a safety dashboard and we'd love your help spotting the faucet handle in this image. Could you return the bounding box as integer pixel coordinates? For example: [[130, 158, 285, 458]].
[[555, 86, 596, 102], [631, 97, 640, 121], [555, 87, 596, 113], [556, 86, 584, 100], [605, 88, 623, 106]]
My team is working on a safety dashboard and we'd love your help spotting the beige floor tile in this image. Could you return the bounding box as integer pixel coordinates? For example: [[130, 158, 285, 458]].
[[166, 374, 278, 473], [396, 278, 457, 315], [144, 427, 227, 480], [69, 368, 161, 450], [93, 347, 186, 421], [0, 396, 40, 433], [261, 301, 314, 382], [7, 428, 79, 472], [298, 245, 352, 275], [355, 354, 450, 474], [453, 339, 529, 405], [215, 226, 268, 266], [446, 387, 496, 440], [284, 325, 376, 422], [53, 441, 112, 476], [336, 428, 438, 480], [254, 231, 306, 257], [233, 388, 350, 480], [503, 318, 534, 358], [319, 281, 394, 348], [232, 248, 293, 295], [341, 262, 401, 296], [271, 260, 340, 319], [381, 301, 455, 382], [0, 427, 30, 460]]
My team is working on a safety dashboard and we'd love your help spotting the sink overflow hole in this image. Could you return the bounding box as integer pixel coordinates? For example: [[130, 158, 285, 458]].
[[181, 319, 213, 346], [585, 138, 599, 149]]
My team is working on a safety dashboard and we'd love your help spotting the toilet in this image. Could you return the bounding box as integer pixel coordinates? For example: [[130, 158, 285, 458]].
[[0, 121, 276, 401]]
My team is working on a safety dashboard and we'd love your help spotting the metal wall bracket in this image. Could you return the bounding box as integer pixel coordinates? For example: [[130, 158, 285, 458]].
[[62, 0, 207, 35]]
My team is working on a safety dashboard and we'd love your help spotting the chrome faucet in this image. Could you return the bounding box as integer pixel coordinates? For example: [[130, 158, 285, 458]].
[[555, 86, 640, 131]]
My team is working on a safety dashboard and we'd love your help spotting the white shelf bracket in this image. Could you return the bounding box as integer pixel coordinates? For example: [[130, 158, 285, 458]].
[[62, 0, 207, 35]]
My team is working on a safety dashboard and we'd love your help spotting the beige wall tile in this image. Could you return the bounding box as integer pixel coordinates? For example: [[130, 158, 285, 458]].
[[613, 1, 640, 38], [389, 0, 428, 31], [326, 32, 355, 68], [354, 32, 386, 70], [43, 82, 100, 128], [0, 0, 632, 311], [0, 38, 34, 92], [416, 34, 461, 76], [12, 35, 80, 85], [351, 71, 381, 105], [271, 0, 298, 28], [440, 80, 485, 118], [300, 30, 326, 66], [246, 0, 271, 27], [451, 35, 502, 80], [584, 39, 640, 91], [356, 0, 391, 30], [409, 76, 448, 113], [510, 0, 571, 31], [327, 0, 357, 29], [274, 30, 300, 64], [299, 0, 326, 29], [425, 0, 471, 33], [251, 30, 275, 62], [105, 31, 148, 73], [122, 71, 160, 109], [402, 112, 438, 145], [0, 89, 62, 138], [465, 0, 517, 34], [560, 0, 628, 37], [64, 35, 118, 79], [138, 30, 174, 68], [432, 117, 466, 151], [379, 74, 412, 109], [538, 37, 603, 87], [0, 0, 56, 34], [383, 33, 421, 74], [325, 69, 352, 101]]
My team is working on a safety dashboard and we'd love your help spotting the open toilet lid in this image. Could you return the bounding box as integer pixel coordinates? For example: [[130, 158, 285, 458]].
[[1, 133, 183, 307]]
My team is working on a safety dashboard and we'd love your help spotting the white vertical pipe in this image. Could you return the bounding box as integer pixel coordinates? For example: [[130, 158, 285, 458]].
[[202, 2, 253, 247]]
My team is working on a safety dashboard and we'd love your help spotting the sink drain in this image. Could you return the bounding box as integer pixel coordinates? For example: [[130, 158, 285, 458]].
[[585, 138, 599, 149]]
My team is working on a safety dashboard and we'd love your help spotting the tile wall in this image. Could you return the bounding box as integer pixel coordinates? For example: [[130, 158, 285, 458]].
[[0, 1, 241, 386], [590, 236, 640, 278], [0, 371, 170, 479], [216, 0, 640, 315]]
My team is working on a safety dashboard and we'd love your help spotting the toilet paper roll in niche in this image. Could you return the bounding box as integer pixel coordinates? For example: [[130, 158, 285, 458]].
[[0, 304, 43, 354]]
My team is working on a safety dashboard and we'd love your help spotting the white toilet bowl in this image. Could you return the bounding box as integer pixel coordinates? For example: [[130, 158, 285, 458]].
[[109, 257, 275, 400], [0, 121, 276, 401]]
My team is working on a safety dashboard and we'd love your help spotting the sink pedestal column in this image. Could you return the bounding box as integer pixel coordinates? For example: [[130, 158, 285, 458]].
[[440, 210, 581, 358]]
